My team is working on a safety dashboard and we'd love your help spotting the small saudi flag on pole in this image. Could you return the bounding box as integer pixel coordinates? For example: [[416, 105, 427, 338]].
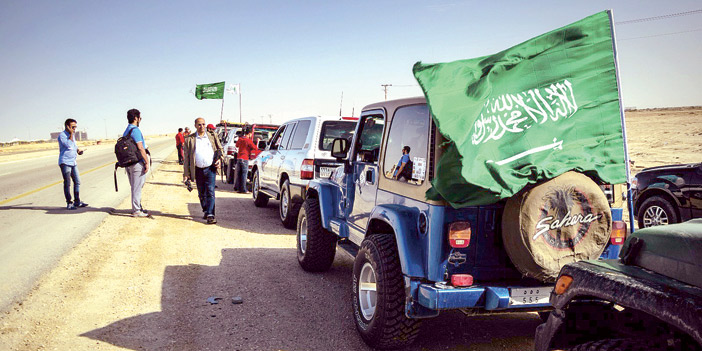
[[195, 81, 225, 100], [413, 10, 627, 207]]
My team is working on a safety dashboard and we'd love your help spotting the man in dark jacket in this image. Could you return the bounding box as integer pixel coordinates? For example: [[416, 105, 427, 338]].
[[183, 117, 224, 224]]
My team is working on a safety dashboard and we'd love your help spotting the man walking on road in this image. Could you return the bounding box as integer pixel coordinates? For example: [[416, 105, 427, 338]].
[[123, 108, 150, 217], [58, 118, 88, 210], [234, 127, 259, 193], [175, 128, 185, 165], [183, 117, 224, 224]]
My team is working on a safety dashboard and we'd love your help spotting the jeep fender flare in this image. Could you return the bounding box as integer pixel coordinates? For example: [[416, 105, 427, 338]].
[[305, 181, 337, 231], [368, 205, 425, 278]]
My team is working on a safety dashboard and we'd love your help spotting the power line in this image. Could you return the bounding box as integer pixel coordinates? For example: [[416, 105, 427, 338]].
[[619, 28, 702, 41], [616, 9, 702, 25]]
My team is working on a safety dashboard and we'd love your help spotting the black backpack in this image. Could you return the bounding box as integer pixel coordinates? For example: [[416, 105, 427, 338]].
[[400, 159, 413, 180], [114, 128, 142, 191]]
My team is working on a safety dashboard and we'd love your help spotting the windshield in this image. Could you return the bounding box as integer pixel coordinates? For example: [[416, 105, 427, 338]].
[[319, 121, 356, 151]]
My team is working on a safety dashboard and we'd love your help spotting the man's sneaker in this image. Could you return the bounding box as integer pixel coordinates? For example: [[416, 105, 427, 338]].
[[202, 213, 208, 219], [206, 215, 217, 225], [132, 211, 149, 218], [67, 203, 76, 210], [75, 202, 89, 208]]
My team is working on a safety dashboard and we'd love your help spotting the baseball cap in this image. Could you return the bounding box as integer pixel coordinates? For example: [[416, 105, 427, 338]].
[[207, 124, 215, 130]]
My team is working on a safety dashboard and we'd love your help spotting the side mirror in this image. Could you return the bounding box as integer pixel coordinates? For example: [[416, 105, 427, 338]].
[[258, 140, 267, 150], [331, 138, 349, 160]]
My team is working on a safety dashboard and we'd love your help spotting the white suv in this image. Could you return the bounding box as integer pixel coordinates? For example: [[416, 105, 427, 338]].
[[251, 116, 357, 228]]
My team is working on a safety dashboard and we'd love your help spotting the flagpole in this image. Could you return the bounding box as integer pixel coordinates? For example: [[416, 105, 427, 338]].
[[608, 9, 636, 234], [238, 84, 242, 123], [219, 83, 227, 122]]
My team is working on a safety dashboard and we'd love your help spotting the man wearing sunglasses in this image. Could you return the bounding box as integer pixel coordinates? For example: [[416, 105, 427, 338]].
[[58, 118, 88, 210]]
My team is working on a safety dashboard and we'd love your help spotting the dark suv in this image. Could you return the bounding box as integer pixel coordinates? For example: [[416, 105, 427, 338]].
[[632, 163, 702, 228], [535, 219, 702, 351]]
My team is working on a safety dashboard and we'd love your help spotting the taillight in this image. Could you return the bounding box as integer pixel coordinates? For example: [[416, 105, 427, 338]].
[[448, 221, 471, 248], [610, 220, 627, 245], [451, 274, 474, 287], [226, 146, 237, 156], [554, 275, 573, 295], [301, 159, 314, 179]]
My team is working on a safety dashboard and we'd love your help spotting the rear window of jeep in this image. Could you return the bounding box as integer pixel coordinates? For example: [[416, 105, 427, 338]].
[[319, 121, 356, 151]]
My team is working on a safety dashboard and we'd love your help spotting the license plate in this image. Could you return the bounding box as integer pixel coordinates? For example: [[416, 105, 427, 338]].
[[319, 167, 335, 178], [509, 287, 551, 306]]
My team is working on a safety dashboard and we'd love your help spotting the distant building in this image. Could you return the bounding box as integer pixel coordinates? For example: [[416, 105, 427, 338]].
[[50, 131, 88, 141]]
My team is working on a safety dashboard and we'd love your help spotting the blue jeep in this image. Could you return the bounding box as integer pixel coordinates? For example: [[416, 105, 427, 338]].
[[296, 97, 627, 349]]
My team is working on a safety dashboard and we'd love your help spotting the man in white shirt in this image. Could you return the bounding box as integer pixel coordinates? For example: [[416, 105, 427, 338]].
[[183, 117, 224, 224]]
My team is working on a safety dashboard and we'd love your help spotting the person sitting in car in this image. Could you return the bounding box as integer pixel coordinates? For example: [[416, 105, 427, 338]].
[[393, 146, 412, 181]]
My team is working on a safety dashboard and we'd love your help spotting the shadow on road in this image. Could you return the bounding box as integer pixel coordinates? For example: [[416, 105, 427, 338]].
[[80, 248, 540, 351], [0, 204, 195, 222], [183, 182, 293, 236]]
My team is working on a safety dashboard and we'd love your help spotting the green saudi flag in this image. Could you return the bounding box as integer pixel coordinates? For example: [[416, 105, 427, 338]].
[[195, 81, 225, 100], [413, 10, 626, 207]]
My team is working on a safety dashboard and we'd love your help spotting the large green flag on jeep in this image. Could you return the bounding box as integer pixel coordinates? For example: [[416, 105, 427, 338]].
[[195, 81, 225, 100], [413, 10, 626, 207]]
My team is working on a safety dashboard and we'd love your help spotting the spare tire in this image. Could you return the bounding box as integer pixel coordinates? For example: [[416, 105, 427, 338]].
[[502, 171, 612, 282]]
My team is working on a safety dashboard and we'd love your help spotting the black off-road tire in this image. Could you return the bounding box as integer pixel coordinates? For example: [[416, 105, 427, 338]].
[[252, 170, 269, 207], [569, 338, 654, 351], [279, 179, 301, 229], [296, 198, 336, 272], [637, 196, 678, 229], [353, 234, 422, 349]]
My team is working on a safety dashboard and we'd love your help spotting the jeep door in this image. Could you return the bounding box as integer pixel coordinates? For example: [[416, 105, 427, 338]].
[[348, 112, 385, 236]]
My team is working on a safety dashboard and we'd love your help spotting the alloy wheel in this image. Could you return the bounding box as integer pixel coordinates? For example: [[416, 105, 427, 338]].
[[299, 217, 307, 254], [358, 262, 377, 320], [643, 205, 669, 227]]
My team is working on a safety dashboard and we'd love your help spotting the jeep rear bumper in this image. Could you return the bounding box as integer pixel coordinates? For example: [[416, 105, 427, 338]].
[[416, 283, 552, 311]]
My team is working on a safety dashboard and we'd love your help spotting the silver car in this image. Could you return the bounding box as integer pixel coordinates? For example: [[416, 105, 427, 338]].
[[251, 116, 357, 228]]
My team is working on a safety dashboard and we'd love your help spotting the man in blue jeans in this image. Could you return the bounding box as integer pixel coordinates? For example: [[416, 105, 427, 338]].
[[58, 118, 88, 210], [183, 117, 224, 224]]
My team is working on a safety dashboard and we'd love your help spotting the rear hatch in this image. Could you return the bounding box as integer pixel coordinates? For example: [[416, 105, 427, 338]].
[[314, 120, 357, 179]]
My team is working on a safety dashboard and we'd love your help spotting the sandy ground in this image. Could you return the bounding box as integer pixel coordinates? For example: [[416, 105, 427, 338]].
[[0, 108, 699, 350], [625, 107, 702, 171]]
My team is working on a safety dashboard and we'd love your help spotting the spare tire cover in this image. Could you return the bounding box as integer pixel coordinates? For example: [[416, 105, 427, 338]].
[[502, 171, 612, 282]]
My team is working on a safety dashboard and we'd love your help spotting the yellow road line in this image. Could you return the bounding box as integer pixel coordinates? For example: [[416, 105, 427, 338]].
[[0, 161, 115, 205]]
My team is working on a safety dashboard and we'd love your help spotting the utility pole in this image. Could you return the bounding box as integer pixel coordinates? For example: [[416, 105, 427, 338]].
[[381, 84, 392, 100]]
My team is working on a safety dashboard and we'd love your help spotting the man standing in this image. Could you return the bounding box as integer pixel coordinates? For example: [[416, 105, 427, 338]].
[[123, 108, 150, 217], [183, 117, 224, 224], [175, 128, 185, 165], [182, 127, 191, 183], [58, 118, 88, 210], [234, 127, 259, 193]]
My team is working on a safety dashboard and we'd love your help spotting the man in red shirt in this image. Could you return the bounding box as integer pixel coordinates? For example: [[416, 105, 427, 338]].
[[175, 128, 185, 165], [234, 127, 259, 193]]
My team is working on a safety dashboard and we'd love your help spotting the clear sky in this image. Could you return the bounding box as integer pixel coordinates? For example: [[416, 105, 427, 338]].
[[1, 0, 700, 142]]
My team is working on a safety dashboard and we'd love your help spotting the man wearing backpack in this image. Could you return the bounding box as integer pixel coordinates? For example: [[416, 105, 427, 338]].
[[123, 108, 150, 217], [183, 117, 224, 224], [393, 145, 413, 181]]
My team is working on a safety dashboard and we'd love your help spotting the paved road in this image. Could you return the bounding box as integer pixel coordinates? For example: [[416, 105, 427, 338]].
[[0, 137, 175, 312]]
